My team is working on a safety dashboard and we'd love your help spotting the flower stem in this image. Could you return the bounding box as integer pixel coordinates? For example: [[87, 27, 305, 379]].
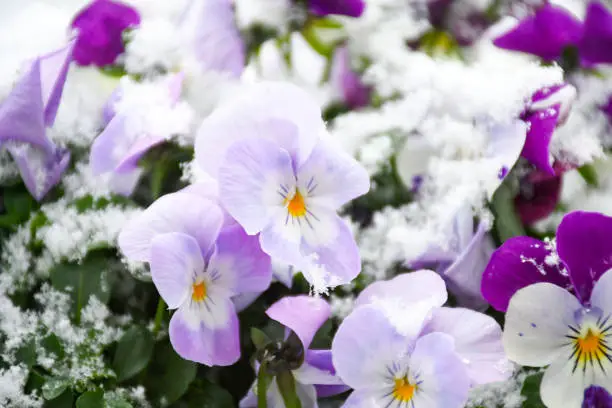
[[153, 297, 165, 335]]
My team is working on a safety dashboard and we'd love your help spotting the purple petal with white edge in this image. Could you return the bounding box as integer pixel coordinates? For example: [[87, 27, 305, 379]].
[[297, 138, 370, 210], [8, 144, 70, 201], [306, 350, 351, 397], [492, 3, 582, 61], [331, 305, 410, 390], [503, 282, 580, 367], [481, 236, 571, 312], [40, 40, 75, 125], [424, 307, 512, 385], [309, 0, 365, 17], [521, 105, 559, 175], [210, 224, 272, 295], [300, 214, 361, 289], [118, 192, 223, 262], [578, 1, 612, 68], [218, 136, 295, 235], [408, 333, 470, 408], [557, 211, 612, 303], [169, 301, 240, 366], [443, 222, 495, 310], [354, 269, 448, 310], [266, 295, 330, 351], [179, 0, 245, 77], [195, 82, 325, 178], [150, 232, 202, 309]]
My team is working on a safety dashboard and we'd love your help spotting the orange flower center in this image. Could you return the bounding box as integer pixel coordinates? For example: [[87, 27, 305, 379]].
[[192, 281, 207, 302], [392, 377, 416, 402], [285, 190, 307, 217]]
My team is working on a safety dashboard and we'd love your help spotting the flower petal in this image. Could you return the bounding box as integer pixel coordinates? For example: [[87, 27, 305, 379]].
[[150, 232, 202, 309], [557, 211, 612, 303], [266, 295, 330, 351], [540, 356, 592, 408], [309, 0, 365, 17], [218, 137, 295, 235], [424, 307, 512, 385], [521, 106, 559, 175], [306, 350, 351, 397], [297, 138, 370, 210], [293, 362, 344, 386], [578, 1, 612, 68], [481, 236, 571, 312], [40, 40, 74, 125], [118, 192, 223, 262], [503, 282, 581, 367], [588, 269, 612, 316], [332, 305, 409, 389], [169, 300, 240, 366]]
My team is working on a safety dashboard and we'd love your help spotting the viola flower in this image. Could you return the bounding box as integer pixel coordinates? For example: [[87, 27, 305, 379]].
[[353, 270, 512, 387], [493, 2, 582, 62], [240, 296, 347, 407], [195, 82, 370, 291], [71, 0, 140, 67], [0, 42, 74, 200], [330, 45, 371, 109], [520, 84, 576, 175], [578, 1, 612, 67], [308, 0, 365, 18], [483, 211, 612, 405], [118, 188, 272, 365], [90, 73, 192, 196], [408, 205, 495, 310]]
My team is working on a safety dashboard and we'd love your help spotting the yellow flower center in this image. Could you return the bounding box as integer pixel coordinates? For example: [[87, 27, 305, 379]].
[[574, 328, 606, 365], [192, 281, 207, 302], [285, 190, 307, 217], [392, 377, 416, 402]]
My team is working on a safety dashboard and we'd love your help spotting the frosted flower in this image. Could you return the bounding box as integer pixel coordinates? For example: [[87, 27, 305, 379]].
[[240, 296, 347, 407], [196, 82, 370, 290], [0, 41, 74, 200]]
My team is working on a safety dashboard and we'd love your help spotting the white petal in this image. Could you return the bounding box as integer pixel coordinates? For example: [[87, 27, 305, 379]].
[[540, 356, 590, 408]]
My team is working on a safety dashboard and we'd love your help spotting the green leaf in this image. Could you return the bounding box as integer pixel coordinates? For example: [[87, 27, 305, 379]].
[[104, 393, 133, 408], [186, 379, 234, 408], [42, 378, 70, 400], [257, 363, 272, 408], [0, 188, 34, 227], [276, 371, 302, 408], [44, 389, 73, 408], [251, 327, 272, 350], [577, 163, 598, 187], [50, 252, 111, 323], [16, 340, 37, 368], [76, 390, 104, 408], [113, 326, 154, 382], [147, 342, 197, 406], [521, 372, 545, 408], [491, 181, 526, 242]]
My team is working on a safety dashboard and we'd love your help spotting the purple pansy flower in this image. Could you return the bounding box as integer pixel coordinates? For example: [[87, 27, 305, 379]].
[[0, 42, 74, 200], [240, 296, 347, 407], [330, 45, 370, 109], [90, 73, 188, 196], [118, 188, 272, 365], [408, 205, 495, 310], [498, 213, 612, 407], [70, 0, 140, 67], [351, 271, 511, 388], [308, 0, 365, 18], [195, 82, 370, 291], [520, 83, 576, 175]]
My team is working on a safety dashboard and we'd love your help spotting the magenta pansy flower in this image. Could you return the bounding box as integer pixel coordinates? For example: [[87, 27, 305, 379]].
[[0, 42, 74, 200], [118, 188, 272, 365], [195, 82, 370, 291], [71, 0, 140, 67], [309, 0, 365, 18], [240, 296, 347, 406], [578, 1, 612, 67]]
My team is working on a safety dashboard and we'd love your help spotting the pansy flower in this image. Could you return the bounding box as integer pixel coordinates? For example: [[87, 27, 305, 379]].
[[118, 187, 272, 365], [0, 41, 74, 200], [330, 45, 371, 109], [71, 0, 140, 67], [482, 211, 612, 407], [195, 82, 370, 291], [240, 296, 347, 406]]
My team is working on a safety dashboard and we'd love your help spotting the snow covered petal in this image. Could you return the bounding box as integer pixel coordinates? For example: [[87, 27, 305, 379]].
[[481, 236, 571, 312], [266, 295, 330, 351], [195, 82, 325, 178], [578, 1, 612, 68], [118, 192, 223, 262], [424, 307, 512, 385], [169, 301, 240, 366], [493, 3, 582, 61], [503, 283, 581, 367], [150, 233, 202, 309]]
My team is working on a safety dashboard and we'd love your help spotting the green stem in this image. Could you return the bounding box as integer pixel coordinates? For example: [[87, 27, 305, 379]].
[[153, 298, 165, 335], [257, 363, 270, 408], [75, 270, 84, 325]]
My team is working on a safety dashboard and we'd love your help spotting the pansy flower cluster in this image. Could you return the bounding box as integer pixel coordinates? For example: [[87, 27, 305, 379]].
[[4, 0, 612, 407]]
